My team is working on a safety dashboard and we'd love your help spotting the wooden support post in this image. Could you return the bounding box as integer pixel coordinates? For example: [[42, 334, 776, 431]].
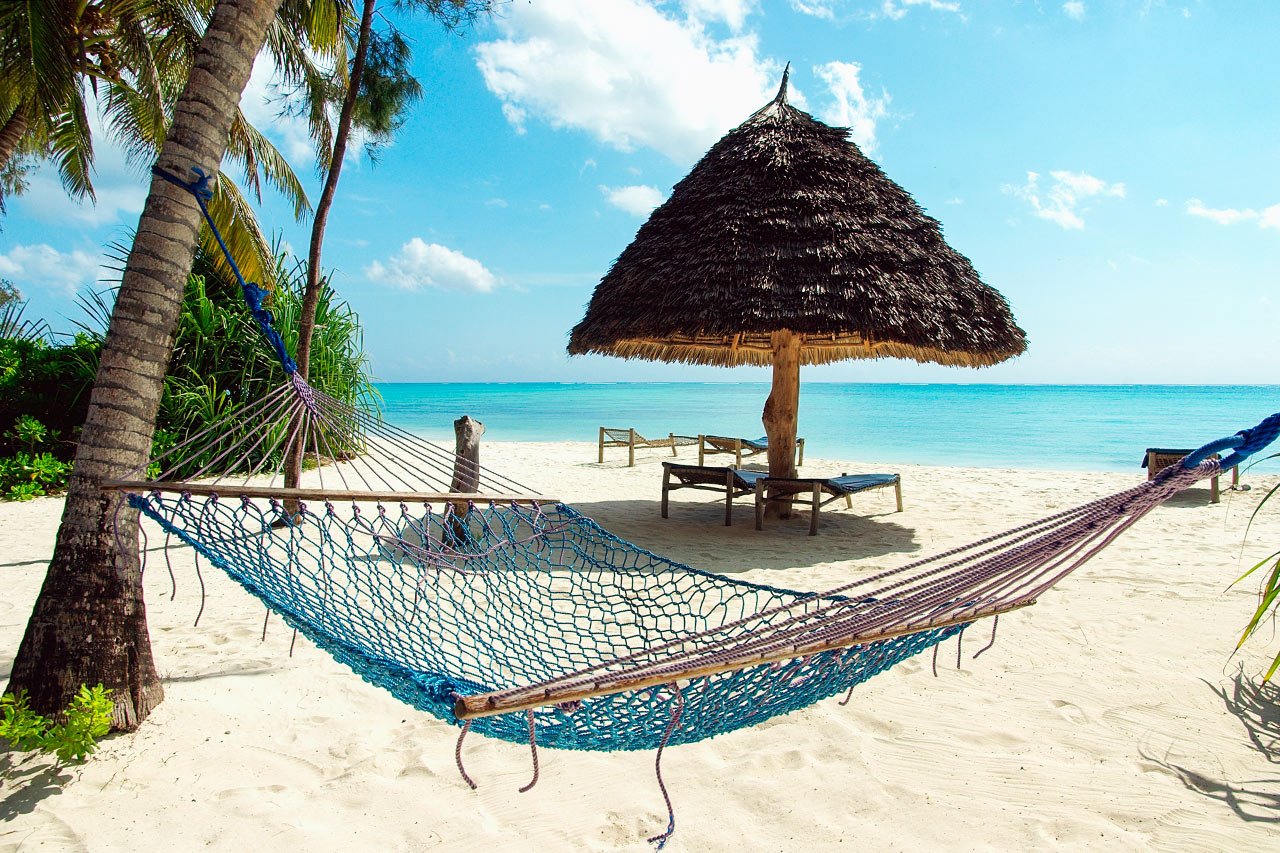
[[449, 416, 484, 493], [698, 435, 706, 466], [661, 466, 671, 518], [734, 440, 743, 467], [724, 468, 734, 526], [598, 427, 606, 464], [895, 479, 904, 512], [754, 480, 765, 530], [810, 481, 821, 535], [763, 330, 802, 519], [1211, 474, 1220, 503], [628, 428, 636, 467], [669, 433, 678, 456], [797, 438, 805, 468]]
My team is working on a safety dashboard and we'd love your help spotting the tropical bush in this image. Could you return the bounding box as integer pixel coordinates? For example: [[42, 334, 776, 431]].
[[57, 245, 377, 484]]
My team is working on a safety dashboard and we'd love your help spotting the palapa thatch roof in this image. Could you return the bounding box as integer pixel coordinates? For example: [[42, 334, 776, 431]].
[[568, 68, 1027, 368]]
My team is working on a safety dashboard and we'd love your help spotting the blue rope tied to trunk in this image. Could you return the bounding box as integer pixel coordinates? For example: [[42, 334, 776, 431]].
[[152, 164, 298, 374]]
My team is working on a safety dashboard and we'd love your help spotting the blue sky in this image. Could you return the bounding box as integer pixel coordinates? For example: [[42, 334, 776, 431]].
[[2, 0, 1278, 384]]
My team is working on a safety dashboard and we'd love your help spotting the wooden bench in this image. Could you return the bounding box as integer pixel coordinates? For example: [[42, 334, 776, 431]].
[[753, 473, 903, 535]]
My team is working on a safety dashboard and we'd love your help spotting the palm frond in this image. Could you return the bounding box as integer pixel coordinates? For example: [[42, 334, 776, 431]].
[[203, 176, 279, 291]]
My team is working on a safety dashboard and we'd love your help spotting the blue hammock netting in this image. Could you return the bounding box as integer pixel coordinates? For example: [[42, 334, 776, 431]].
[[120, 166, 1280, 847]]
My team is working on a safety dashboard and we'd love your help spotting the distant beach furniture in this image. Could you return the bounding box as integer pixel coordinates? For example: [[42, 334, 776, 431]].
[[599, 427, 697, 466], [698, 434, 805, 467], [1142, 447, 1239, 503], [753, 473, 902, 535]]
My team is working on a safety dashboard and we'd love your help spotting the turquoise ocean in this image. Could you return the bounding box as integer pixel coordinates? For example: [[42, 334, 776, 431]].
[[376, 383, 1280, 473]]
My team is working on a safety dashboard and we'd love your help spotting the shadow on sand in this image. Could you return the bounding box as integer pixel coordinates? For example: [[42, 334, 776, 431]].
[[0, 752, 75, 820], [566, 497, 918, 575], [1137, 669, 1280, 824]]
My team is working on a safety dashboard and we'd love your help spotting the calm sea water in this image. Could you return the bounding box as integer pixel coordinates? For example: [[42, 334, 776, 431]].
[[376, 383, 1280, 472]]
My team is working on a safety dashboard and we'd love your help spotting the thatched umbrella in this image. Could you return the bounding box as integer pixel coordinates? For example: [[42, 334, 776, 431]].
[[569, 67, 1027, 516]]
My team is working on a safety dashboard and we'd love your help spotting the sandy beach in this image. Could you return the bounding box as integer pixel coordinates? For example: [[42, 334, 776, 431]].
[[2, 441, 1279, 851]]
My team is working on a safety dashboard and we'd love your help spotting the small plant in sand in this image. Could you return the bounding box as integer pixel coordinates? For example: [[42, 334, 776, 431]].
[[1234, 467, 1280, 680], [0, 684, 113, 764]]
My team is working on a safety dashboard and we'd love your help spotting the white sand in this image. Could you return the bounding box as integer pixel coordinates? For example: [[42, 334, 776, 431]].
[[2, 442, 1278, 851]]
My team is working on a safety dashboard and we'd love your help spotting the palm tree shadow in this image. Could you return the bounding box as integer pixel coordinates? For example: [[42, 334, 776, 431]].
[[1137, 745, 1280, 823], [1209, 668, 1280, 764], [1134, 670, 1280, 824], [0, 752, 74, 820]]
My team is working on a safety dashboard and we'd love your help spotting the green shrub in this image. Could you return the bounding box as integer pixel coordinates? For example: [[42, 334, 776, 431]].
[[0, 685, 114, 764], [0, 417, 72, 499], [0, 244, 376, 495]]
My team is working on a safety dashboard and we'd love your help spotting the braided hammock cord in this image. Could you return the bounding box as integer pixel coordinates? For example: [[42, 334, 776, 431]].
[[121, 371, 1236, 751]]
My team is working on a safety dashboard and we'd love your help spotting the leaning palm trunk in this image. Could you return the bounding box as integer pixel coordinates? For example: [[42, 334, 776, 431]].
[[5, 0, 286, 730]]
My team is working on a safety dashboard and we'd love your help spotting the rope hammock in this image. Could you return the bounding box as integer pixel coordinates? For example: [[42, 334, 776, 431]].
[[122, 166, 1280, 847]]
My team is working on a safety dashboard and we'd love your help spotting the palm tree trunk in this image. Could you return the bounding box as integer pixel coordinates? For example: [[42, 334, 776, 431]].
[[286, 0, 377, 493], [5, 0, 285, 730], [0, 104, 29, 171]]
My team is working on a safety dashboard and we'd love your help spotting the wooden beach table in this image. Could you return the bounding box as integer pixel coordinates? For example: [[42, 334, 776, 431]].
[[1142, 447, 1239, 503]]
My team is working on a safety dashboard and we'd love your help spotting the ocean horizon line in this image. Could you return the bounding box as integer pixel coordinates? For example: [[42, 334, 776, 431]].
[[374, 380, 1280, 389]]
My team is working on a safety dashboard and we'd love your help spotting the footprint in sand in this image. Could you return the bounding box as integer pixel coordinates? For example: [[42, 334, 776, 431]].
[[1048, 698, 1089, 724]]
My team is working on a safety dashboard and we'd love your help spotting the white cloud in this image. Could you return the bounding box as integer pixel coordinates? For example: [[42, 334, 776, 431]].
[[790, 0, 836, 18], [814, 61, 890, 153], [1004, 170, 1125, 229], [1186, 199, 1280, 230], [0, 244, 102, 295], [601, 184, 666, 216], [1063, 1, 1086, 20], [1185, 199, 1254, 225], [880, 0, 963, 21], [485, 198, 509, 208], [365, 238, 498, 293], [683, 0, 756, 31], [1155, 198, 1169, 206], [475, 0, 783, 164]]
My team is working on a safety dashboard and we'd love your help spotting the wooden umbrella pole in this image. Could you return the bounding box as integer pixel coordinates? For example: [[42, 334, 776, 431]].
[[763, 330, 802, 519]]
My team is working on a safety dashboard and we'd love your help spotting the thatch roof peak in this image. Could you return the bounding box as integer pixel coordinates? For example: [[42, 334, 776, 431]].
[[568, 71, 1027, 369]]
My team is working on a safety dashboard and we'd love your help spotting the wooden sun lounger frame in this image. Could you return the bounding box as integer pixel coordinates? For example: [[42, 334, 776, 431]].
[[661, 463, 761, 526], [599, 427, 695, 467], [753, 474, 903, 536], [698, 434, 805, 467], [1142, 448, 1239, 503]]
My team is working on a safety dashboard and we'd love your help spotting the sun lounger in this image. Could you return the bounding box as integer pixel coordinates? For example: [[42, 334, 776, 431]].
[[599, 427, 698, 466], [661, 463, 768, 526], [1141, 447, 1238, 503], [753, 473, 903, 535], [698, 434, 805, 467]]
